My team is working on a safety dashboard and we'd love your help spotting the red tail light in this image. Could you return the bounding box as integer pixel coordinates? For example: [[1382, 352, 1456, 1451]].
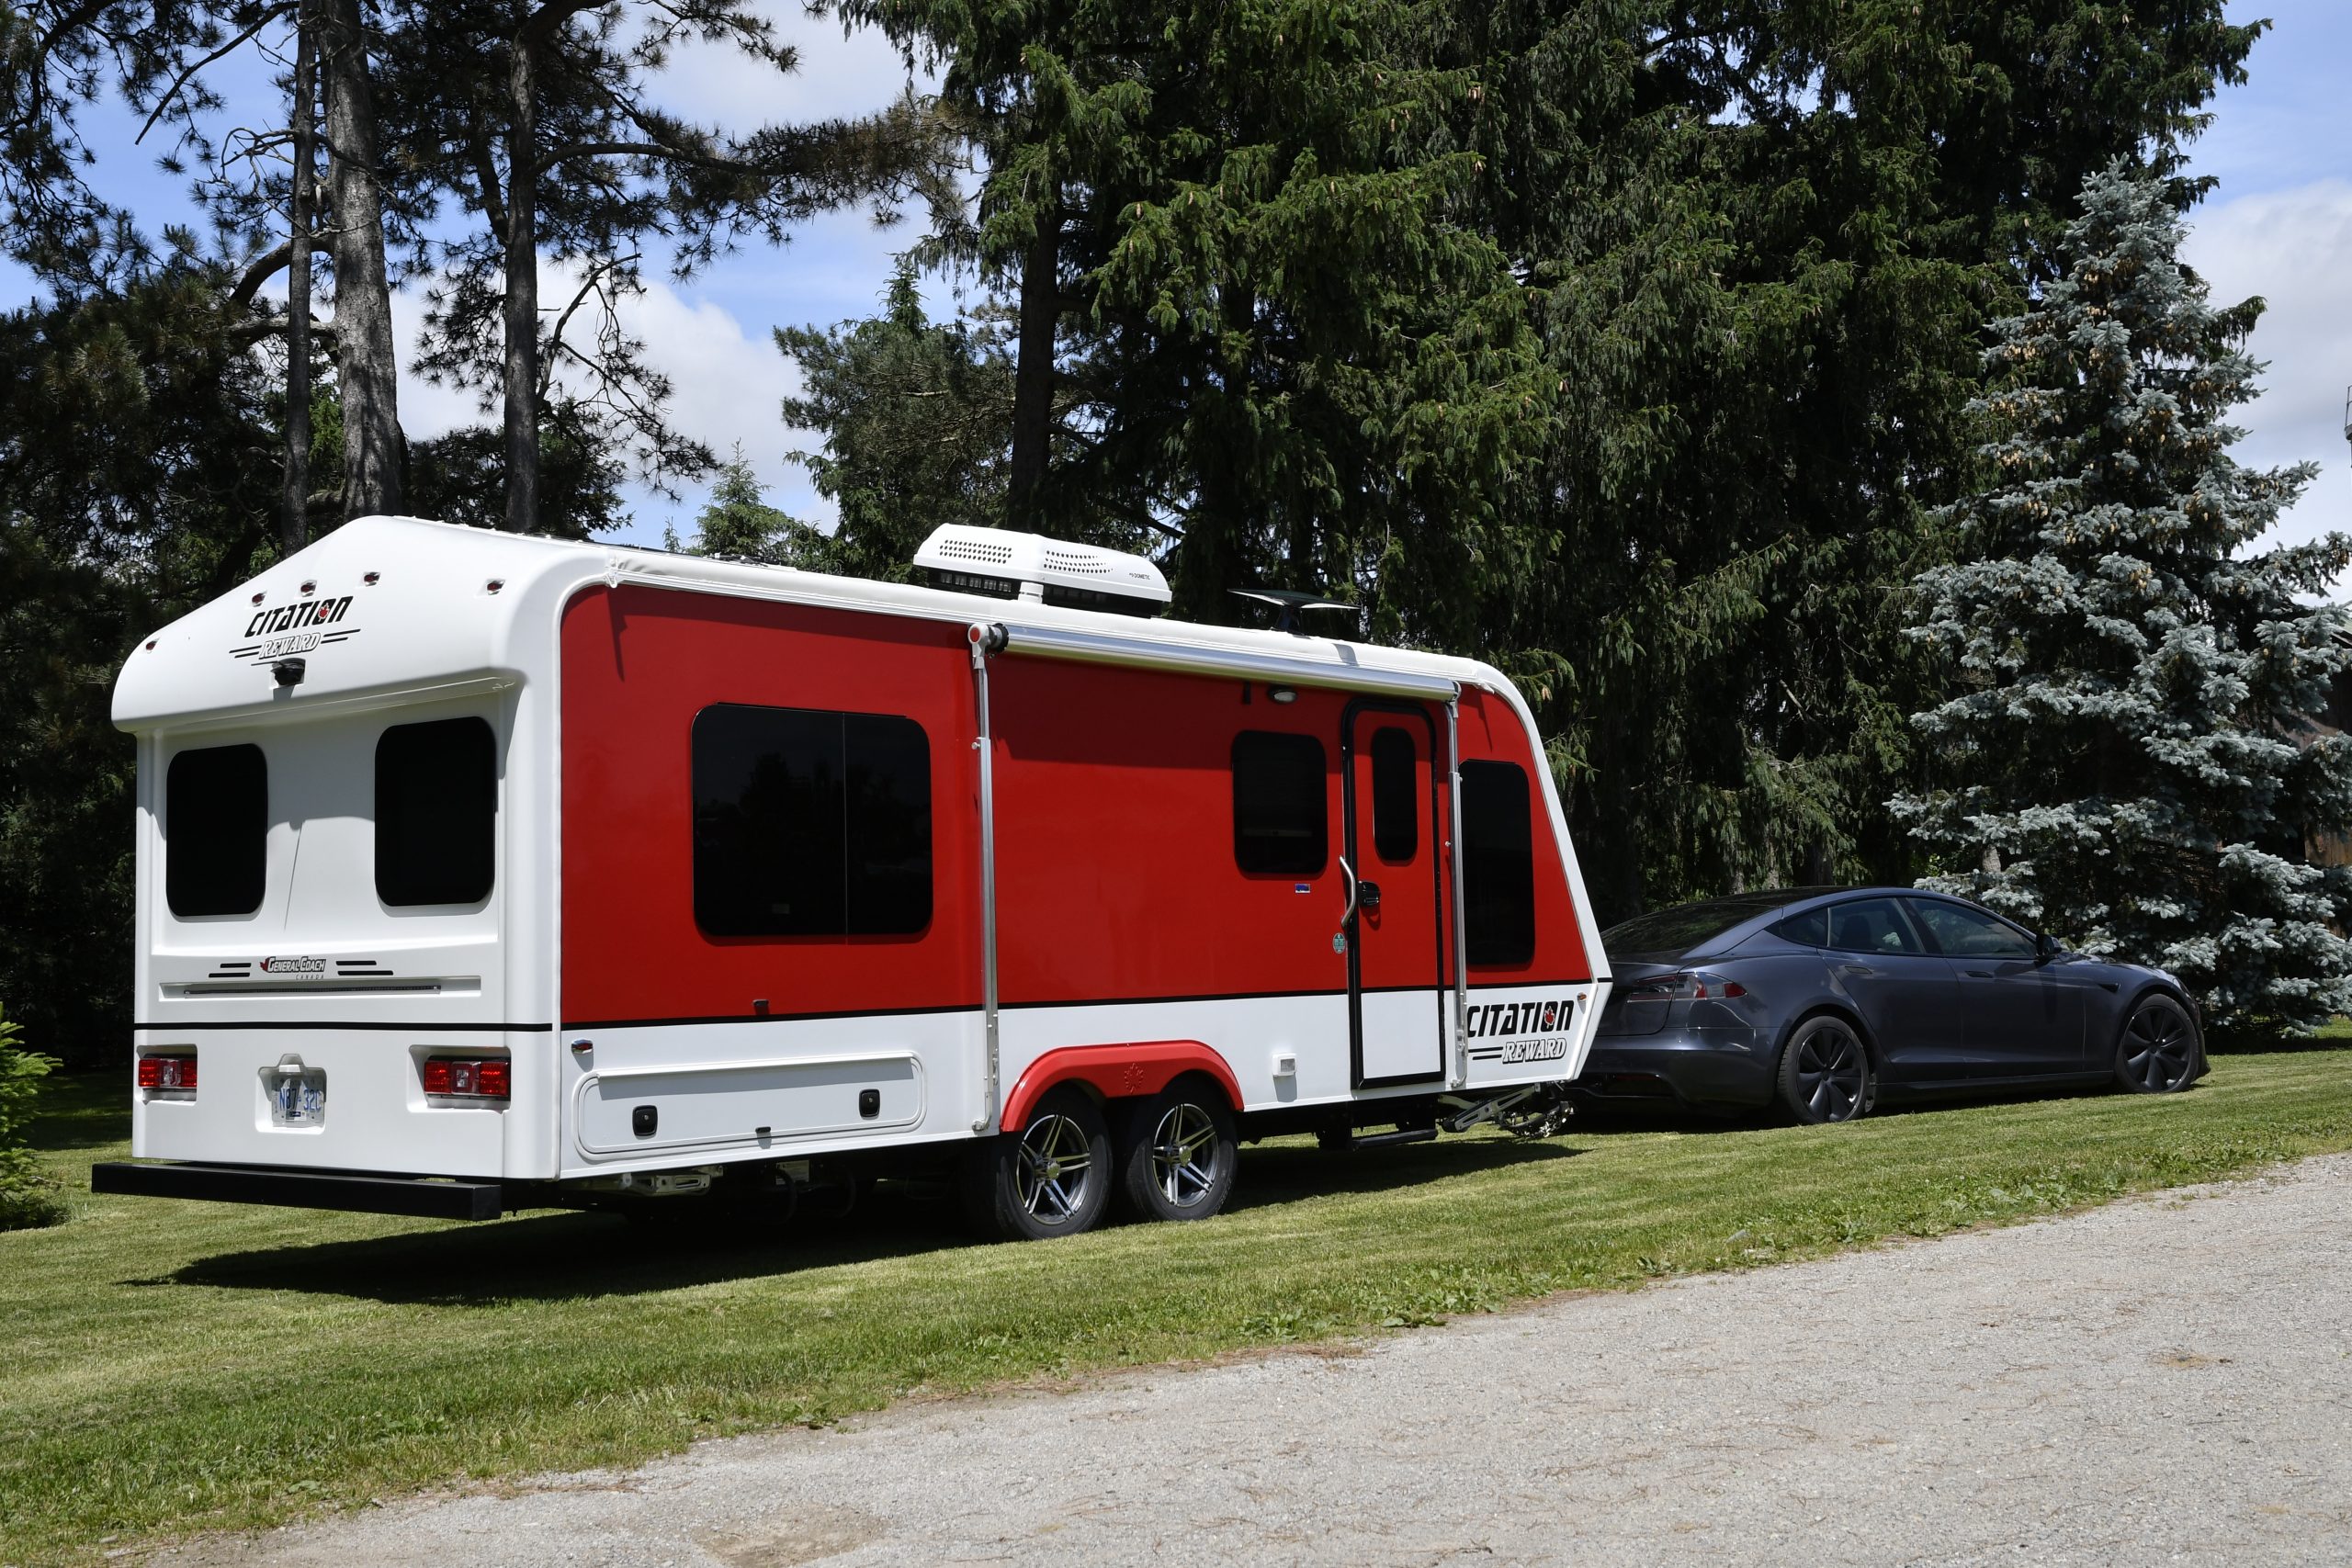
[[138, 1054, 197, 1090], [1621, 972, 1747, 1003], [422, 1056, 509, 1100]]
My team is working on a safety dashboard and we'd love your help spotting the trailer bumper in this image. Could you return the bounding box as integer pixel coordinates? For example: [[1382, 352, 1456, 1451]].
[[91, 1160, 508, 1221]]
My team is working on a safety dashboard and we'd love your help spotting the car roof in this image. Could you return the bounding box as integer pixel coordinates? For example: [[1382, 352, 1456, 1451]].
[[1601, 885, 2018, 964]]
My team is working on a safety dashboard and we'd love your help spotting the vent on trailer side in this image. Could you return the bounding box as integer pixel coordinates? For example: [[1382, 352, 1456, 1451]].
[[912, 525, 1171, 617]]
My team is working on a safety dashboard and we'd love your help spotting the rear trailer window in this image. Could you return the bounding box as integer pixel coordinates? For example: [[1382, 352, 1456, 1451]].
[[1369, 727, 1419, 863], [693, 705, 933, 938], [165, 743, 267, 917], [1460, 760, 1535, 965], [376, 717, 498, 907], [1232, 730, 1329, 875]]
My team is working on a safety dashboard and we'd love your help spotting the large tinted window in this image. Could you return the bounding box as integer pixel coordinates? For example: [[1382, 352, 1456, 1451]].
[[165, 744, 267, 917], [1825, 897, 1924, 955], [1232, 731, 1328, 875], [1460, 761, 1535, 965], [377, 716, 498, 907], [1369, 728, 1419, 863], [693, 705, 933, 937], [1607, 893, 1809, 958], [1909, 898, 2036, 959], [1770, 906, 1828, 947]]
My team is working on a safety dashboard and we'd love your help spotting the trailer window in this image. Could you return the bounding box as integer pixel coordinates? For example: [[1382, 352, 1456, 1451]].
[[693, 705, 933, 938], [1370, 728, 1419, 863], [1232, 731, 1328, 875], [377, 716, 498, 907], [1461, 760, 1535, 965], [165, 743, 267, 917]]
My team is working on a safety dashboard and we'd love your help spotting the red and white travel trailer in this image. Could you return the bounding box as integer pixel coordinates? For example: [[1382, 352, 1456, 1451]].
[[95, 515, 1609, 1239]]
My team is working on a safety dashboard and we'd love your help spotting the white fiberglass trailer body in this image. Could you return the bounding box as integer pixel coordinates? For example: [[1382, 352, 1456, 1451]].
[[100, 516, 1609, 1236]]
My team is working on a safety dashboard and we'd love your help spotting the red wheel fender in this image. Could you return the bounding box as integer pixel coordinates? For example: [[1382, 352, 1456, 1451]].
[[999, 1042, 1242, 1133]]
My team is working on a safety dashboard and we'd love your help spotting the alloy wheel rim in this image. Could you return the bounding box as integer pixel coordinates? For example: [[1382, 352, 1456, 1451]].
[[2124, 1005, 2192, 1090], [1015, 1112, 1094, 1222], [1794, 1026, 1865, 1121], [1149, 1103, 1223, 1208]]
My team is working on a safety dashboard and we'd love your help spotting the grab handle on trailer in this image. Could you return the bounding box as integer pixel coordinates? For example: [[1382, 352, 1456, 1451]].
[[1339, 856, 1359, 927]]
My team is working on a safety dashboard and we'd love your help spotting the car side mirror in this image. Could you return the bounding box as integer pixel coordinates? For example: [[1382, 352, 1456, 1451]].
[[2035, 931, 2059, 961]]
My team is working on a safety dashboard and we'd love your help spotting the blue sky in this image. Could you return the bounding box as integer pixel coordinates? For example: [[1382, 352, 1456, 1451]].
[[6, 2, 2347, 566]]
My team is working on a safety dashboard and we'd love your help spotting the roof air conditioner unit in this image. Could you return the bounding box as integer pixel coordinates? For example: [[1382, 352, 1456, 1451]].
[[913, 525, 1171, 618]]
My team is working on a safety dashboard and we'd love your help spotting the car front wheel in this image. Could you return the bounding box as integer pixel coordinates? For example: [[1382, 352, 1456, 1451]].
[[2114, 995, 2200, 1094], [1778, 1014, 1874, 1124]]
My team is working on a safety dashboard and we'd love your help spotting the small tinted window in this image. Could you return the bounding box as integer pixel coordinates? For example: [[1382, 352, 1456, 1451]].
[[1233, 731, 1328, 875], [1770, 906, 1828, 947], [1910, 898, 2036, 959], [1369, 727, 1419, 863], [1825, 897, 1923, 955], [693, 705, 932, 937], [1461, 760, 1535, 965], [166, 744, 267, 917], [377, 716, 498, 907]]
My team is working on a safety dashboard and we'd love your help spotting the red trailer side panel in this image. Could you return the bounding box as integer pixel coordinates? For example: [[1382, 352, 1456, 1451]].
[[559, 584, 982, 1026]]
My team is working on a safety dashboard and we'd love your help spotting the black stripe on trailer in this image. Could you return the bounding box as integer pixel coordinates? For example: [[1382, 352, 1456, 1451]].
[[91, 1160, 506, 1221]]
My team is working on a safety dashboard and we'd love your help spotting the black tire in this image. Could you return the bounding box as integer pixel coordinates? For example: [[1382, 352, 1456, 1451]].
[[2115, 994, 2200, 1094], [1116, 1078, 1238, 1223], [961, 1085, 1114, 1241], [1778, 1014, 1874, 1124]]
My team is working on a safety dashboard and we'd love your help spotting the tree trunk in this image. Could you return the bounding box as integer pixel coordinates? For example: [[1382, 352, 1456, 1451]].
[[1004, 185, 1060, 531], [320, 0, 401, 518], [281, 0, 316, 557], [501, 17, 540, 536]]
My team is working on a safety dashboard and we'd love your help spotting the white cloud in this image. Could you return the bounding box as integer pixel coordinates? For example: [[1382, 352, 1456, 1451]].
[[2181, 178, 2352, 590], [390, 258, 825, 547], [644, 6, 928, 135]]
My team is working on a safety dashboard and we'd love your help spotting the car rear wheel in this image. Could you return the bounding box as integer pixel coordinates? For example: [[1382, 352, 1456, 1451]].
[[961, 1085, 1113, 1241], [1778, 1015, 1873, 1124], [1116, 1079, 1238, 1223], [2114, 995, 2199, 1094]]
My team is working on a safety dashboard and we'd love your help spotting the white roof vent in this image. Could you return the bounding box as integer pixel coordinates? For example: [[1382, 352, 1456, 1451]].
[[913, 525, 1171, 618]]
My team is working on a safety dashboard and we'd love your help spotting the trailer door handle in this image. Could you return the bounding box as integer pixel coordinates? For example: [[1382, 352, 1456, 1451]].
[[1339, 857, 1359, 926]]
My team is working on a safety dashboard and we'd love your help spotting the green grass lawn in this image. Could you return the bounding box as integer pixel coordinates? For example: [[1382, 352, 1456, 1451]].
[[7, 1048, 2352, 1563]]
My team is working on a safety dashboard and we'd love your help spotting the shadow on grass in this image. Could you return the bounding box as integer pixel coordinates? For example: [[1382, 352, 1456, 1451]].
[[26, 1073, 130, 1153], [144, 1136, 1576, 1305]]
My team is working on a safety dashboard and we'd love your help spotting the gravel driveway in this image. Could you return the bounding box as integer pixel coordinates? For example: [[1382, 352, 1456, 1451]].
[[167, 1155, 2352, 1568]]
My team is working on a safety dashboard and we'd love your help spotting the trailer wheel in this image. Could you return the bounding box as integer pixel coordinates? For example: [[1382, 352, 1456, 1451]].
[[1116, 1080, 1238, 1223], [963, 1085, 1113, 1241]]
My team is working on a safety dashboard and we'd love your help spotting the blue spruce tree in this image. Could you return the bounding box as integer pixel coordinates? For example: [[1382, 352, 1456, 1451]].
[[1894, 165, 2352, 1033]]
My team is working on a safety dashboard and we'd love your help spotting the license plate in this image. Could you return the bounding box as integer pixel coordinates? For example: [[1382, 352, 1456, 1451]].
[[269, 1070, 326, 1127]]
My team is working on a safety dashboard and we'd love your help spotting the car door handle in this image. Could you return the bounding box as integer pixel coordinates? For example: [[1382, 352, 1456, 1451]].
[[1962, 969, 1994, 978]]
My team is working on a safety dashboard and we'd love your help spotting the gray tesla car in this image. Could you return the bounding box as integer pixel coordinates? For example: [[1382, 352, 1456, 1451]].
[[1582, 886, 2206, 1122]]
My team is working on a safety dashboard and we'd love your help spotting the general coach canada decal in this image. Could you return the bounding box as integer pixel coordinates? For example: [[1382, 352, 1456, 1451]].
[[230, 593, 362, 662]]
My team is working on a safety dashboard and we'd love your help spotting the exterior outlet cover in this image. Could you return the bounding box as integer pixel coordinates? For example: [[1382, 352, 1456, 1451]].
[[1273, 1051, 1298, 1078]]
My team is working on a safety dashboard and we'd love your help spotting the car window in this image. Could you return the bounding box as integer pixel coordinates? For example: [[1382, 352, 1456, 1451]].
[[1825, 897, 1924, 955], [1908, 898, 2037, 960], [1770, 906, 1827, 947], [1604, 893, 1808, 958]]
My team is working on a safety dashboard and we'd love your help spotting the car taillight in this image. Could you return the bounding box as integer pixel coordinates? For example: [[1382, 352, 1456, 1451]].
[[1622, 972, 1747, 1002], [422, 1056, 510, 1100], [137, 1054, 198, 1090]]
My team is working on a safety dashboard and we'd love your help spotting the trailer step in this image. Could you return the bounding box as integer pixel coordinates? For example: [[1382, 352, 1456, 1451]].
[[91, 1161, 506, 1221], [1346, 1126, 1440, 1152]]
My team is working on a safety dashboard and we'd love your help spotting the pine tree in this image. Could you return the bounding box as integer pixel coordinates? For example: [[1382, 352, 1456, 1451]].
[[667, 445, 823, 566], [1894, 165, 2352, 1033]]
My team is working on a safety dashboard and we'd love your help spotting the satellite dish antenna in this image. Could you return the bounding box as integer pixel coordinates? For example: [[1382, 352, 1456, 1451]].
[[1229, 588, 1356, 636]]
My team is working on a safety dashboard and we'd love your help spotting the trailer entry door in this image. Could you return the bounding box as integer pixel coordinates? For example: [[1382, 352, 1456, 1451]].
[[1342, 702, 1447, 1087]]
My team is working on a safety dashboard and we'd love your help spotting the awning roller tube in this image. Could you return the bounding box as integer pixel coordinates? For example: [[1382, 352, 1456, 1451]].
[[993, 621, 1462, 701]]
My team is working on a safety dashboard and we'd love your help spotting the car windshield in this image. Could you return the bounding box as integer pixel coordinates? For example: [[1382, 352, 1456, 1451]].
[[1604, 891, 1824, 959]]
